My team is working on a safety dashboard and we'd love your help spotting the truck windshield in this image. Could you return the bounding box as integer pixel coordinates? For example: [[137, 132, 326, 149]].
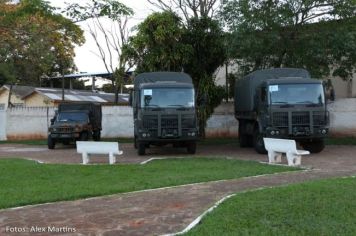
[[269, 84, 325, 105], [57, 112, 88, 122], [140, 88, 195, 108]]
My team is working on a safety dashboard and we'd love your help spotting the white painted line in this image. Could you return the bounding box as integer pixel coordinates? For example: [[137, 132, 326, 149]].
[[140, 157, 166, 165], [163, 186, 277, 236], [25, 158, 45, 164]]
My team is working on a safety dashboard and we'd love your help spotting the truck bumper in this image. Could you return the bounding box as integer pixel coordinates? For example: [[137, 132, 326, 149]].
[[265, 126, 329, 139], [49, 132, 80, 140]]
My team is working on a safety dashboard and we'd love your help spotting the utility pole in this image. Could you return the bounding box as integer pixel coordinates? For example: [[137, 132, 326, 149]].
[[62, 68, 65, 101]]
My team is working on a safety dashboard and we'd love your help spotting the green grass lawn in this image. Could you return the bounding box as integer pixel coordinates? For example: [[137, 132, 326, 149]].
[[0, 158, 297, 209], [186, 177, 356, 236]]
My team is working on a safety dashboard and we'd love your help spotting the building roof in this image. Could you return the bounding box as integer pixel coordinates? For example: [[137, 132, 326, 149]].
[[30, 88, 129, 104], [0, 85, 129, 104], [0, 85, 35, 98]]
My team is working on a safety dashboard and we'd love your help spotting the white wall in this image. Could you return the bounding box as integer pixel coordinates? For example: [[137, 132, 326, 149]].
[[3, 106, 133, 140], [102, 106, 133, 138], [0, 109, 6, 140], [328, 99, 356, 137], [6, 107, 56, 140]]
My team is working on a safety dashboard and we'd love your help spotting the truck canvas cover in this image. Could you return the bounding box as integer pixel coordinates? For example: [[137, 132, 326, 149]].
[[235, 68, 311, 112], [58, 102, 102, 129], [134, 72, 192, 89]]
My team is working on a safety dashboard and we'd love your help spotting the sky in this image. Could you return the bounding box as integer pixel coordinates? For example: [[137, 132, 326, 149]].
[[48, 0, 156, 74]]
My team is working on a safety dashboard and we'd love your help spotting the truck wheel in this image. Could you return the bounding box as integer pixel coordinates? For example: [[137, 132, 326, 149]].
[[253, 129, 267, 154], [239, 134, 249, 147], [134, 136, 138, 149], [93, 131, 101, 141], [187, 141, 197, 154], [80, 132, 89, 141], [47, 135, 55, 149], [301, 139, 325, 153], [138, 142, 145, 155]]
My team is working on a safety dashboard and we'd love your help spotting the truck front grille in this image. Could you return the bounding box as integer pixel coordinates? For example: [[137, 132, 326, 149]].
[[272, 111, 327, 128], [272, 112, 288, 127], [57, 127, 74, 133], [143, 115, 158, 129], [182, 115, 196, 128], [292, 112, 309, 125], [142, 114, 196, 131], [313, 111, 327, 126], [161, 115, 178, 128]]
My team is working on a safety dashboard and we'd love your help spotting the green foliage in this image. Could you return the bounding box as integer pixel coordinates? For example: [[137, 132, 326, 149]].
[[0, 63, 16, 86], [220, 0, 356, 79], [125, 11, 192, 72], [187, 177, 356, 235], [0, 0, 84, 86], [183, 17, 227, 136], [66, 0, 133, 22], [0, 158, 295, 209]]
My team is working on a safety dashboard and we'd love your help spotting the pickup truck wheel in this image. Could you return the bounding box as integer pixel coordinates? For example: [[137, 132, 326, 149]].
[[301, 140, 325, 153], [47, 135, 55, 149], [80, 132, 89, 141], [187, 141, 197, 154], [253, 129, 267, 154], [93, 131, 101, 141], [138, 142, 145, 155]]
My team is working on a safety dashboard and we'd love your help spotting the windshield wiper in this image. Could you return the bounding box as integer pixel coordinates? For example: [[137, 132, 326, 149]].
[[167, 104, 192, 110], [272, 101, 288, 104], [296, 101, 322, 107], [144, 104, 160, 107]]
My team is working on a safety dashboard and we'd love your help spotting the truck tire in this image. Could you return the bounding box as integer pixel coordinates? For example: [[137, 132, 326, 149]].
[[301, 139, 325, 153], [187, 141, 197, 154], [253, 129, 267, 154], [93, 131, 101, 141], [134, 136, 138, 149], [47, 135, 55, 149], [138, 142, 145, 155], [80, 132, 89, 141]]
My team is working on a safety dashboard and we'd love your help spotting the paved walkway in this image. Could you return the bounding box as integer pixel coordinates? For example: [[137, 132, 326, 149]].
[[0, 144, 355, 235]]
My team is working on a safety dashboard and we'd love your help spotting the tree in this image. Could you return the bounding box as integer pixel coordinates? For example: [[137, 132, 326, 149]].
[[125, 11, 226, 136], [183, 17, 226, 136], [147, 0, 220, 21], [0, 0, 84, 86], [124, 11, 192, 72], [220, 0, 356, 85], [66, 0, 134, 103]]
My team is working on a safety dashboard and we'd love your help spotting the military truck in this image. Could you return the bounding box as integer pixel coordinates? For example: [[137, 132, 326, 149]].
[[235, 68, 329, 154], [48, 102, 102, 149], [131, 72, 198, 155]]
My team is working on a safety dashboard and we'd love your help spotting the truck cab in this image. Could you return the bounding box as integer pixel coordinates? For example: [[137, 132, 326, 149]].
[[235, 68, 329, 154], [132, 72, 198, 155]]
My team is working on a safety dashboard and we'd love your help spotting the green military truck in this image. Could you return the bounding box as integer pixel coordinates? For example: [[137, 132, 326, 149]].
[[131, 72, 198, 155], [48, 102, 102, 149], [235, 68, 329, 154]]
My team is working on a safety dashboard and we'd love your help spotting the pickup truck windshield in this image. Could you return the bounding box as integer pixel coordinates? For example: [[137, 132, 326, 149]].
[[57, 112, 88, 122], [269, 84, 325, 105], [141, 88, 195, 108]]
